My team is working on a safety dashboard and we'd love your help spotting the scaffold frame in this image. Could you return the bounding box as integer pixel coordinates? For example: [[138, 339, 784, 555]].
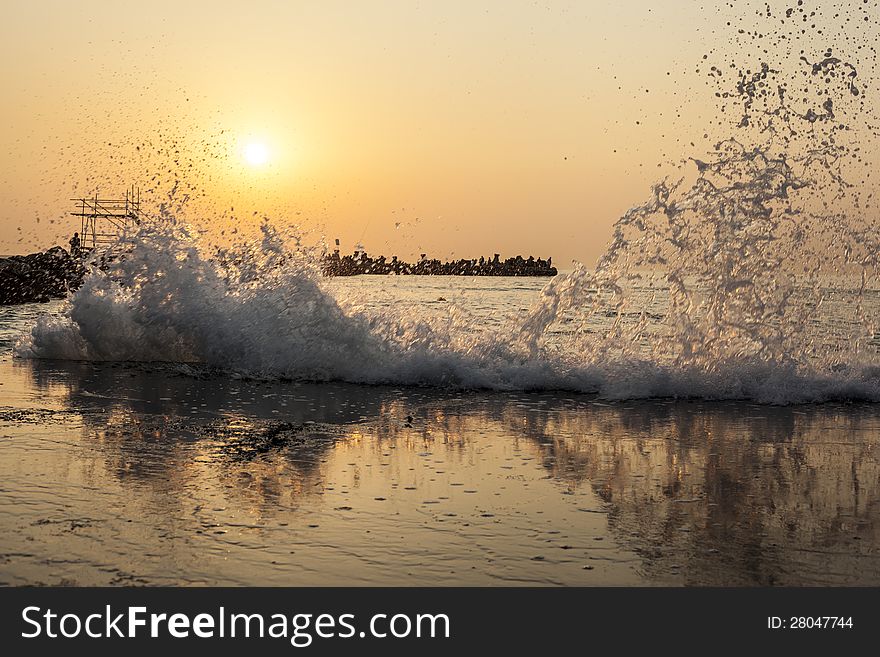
[[70, 186, 140, 251]]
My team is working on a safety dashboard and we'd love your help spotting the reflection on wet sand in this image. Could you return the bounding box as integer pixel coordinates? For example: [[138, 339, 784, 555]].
[[0, 358, 878, 585], [505, 401, 880, 584]]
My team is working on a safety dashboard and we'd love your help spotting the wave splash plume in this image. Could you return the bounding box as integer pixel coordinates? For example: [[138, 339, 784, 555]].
[[14, 2, 880, 404], [14, 205, 880, 404]]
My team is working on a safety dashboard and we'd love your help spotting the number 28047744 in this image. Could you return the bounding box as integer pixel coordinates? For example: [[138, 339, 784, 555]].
[[767, 616, 853, 629]]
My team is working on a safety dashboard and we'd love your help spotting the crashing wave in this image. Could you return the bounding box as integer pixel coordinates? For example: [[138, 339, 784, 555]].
[[14, 1, 880, 404]]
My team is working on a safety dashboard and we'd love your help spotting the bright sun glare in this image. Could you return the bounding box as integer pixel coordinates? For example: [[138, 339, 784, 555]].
[[243, 141, 270, 166]]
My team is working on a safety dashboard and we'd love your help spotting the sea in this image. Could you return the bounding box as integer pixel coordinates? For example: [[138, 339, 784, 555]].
[[0, 272, 878, 586]]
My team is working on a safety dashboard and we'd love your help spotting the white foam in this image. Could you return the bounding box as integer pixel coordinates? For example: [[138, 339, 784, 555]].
[[12, 218, 880, 405]]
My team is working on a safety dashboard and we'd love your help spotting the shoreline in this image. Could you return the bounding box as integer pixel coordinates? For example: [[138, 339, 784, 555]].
[[1, 354, 877, 586]]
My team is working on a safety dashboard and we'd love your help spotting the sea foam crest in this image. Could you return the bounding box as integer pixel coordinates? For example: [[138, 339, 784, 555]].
[[13, 212, 880, 404]]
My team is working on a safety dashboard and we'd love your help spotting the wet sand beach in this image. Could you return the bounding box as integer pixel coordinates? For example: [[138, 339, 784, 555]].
[[1, 354, 877, 586]]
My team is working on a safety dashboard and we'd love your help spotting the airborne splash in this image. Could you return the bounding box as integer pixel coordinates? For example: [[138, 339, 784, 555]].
[[14, 1, 880, 403]]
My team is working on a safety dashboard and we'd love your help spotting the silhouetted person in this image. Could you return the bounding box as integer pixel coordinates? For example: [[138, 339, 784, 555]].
[[69, 232, 81, 258]]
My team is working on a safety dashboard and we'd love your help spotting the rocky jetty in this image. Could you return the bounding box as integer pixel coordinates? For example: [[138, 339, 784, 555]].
[[0, 247, 85, 305], [0, 245, 556, 305], [322, 251, 557, 277]]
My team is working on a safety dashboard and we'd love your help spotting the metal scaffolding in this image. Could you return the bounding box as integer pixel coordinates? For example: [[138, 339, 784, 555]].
[[70, 186, 141, 251]]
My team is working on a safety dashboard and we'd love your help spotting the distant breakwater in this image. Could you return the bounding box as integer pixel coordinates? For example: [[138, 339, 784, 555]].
[[0, 247, 84, 305], [0, 246, 558, 308], [322, 251, 557, 277]]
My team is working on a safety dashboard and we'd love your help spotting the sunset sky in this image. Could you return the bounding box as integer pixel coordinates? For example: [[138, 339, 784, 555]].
[[1, 1, 877, 265]]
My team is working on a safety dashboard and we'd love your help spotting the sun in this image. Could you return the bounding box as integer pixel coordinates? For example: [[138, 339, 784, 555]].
[[243, 141, 270, 167]]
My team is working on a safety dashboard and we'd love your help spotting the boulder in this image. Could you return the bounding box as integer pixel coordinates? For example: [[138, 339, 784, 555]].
[[0, 246, 85, 305]]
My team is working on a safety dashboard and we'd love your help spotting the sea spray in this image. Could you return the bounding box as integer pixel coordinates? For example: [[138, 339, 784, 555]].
[[14, 208, 880, 403], [16, 221, 389, 379], [514, 0, 880, 391]]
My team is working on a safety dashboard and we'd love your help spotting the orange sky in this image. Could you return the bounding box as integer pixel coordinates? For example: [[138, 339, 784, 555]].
[[1, 1, 876, 265]]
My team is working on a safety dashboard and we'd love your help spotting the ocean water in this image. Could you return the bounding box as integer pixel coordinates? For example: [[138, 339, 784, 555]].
[[11, 234, 880, 405], [1, 277, 879, 586]]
